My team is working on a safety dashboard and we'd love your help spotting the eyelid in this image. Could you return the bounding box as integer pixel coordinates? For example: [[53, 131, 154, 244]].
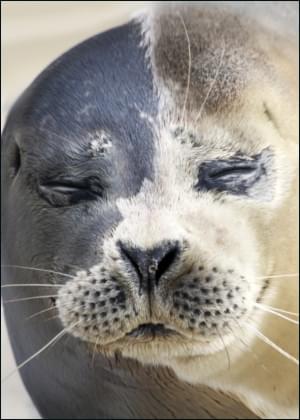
[[195, 156, 262, 194], [209, 164, 257, 179], [41, 181, 88, 192]]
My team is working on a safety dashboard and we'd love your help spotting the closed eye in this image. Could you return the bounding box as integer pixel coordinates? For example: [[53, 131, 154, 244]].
[[208, 165, 256, 180], [38, 179, 104, 207], [194, 150, 271, 197], [42, 182, 92, 193]]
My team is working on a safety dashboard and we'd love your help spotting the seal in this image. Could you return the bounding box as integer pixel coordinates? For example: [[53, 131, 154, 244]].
[[2, 2, 298, 419]]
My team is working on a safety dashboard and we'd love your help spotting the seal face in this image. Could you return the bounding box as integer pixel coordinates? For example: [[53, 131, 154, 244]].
[[2, 3, 298, 419]]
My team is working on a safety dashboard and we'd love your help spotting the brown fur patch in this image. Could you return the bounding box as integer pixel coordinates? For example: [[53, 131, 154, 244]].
[[146, 5, 287, 116]]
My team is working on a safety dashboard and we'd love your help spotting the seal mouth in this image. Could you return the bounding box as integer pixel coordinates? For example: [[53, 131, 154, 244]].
[[126, 323, 178, 338]]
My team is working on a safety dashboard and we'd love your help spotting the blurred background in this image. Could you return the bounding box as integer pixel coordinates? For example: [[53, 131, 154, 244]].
[[1, 2, 145, 418], [1, 1, 146, 129]]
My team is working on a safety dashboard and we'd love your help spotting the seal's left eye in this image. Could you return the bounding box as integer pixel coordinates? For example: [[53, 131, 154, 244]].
[[195, 159, 261, 195], [38, 180, 102, 207], [208, 165, 257, 180]]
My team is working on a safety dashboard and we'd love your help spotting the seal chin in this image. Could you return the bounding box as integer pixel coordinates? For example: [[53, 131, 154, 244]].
[[91, 321, 236, 365]]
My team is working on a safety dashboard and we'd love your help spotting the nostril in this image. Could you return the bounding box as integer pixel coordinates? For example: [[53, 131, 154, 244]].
[[118, 240, 181, 291], [118, 243, 144, 284], [155, 245, 180, 284]]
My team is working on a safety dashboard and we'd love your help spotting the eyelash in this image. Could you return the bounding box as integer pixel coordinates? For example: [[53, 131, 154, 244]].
[[208, 165, 256, 179], [38, 179, 103, 207], [195, 160, 260, 194]]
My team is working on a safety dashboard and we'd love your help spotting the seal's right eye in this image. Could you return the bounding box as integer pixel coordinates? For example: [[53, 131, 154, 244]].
[[10, 143, 21, 178], [38, 179, 103, 207]]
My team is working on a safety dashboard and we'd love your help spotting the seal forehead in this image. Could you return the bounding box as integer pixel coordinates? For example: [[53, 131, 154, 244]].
[[144, 5, 271, 113], [5, 22, 159, 202]]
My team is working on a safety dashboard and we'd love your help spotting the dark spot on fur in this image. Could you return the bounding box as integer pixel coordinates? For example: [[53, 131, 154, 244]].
[[193, 309, 200, 315], [205, 276, 211, 283], [116, 292, 126, 303], [215, 310, 221, 316], [225, 308, 231, 314], [216, 298, 223, 304], [84, 290, 90, 296], [213, 287, 219, 293], [212, 267, 218, 272], [94, 291, 100, 298], [204, 311, 211, 317], [100, 312, 107, 318], [201, 288, 209, 295]]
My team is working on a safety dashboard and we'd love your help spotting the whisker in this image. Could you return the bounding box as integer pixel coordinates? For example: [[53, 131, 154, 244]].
[[228, 322, 270, 373], [1, 265, 73, 278], [2, 284, 63, 288], [4, 295, 60, 303], [195, 39, 225, 122], [92, 336, 100, 367], [1, 320, 81, 382], [216, 327, 231, 370], [26, 306, 57, 320], [255, 303, 298, 324], [255, 273, 298, 280], [43, 314, 60, 322], [255, 303, 298, 317], [244, 322, 299, 365], [178, 12, 192, 126]]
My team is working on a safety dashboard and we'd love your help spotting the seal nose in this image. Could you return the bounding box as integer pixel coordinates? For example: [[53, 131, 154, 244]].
[[118, 241, 181, 292]]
